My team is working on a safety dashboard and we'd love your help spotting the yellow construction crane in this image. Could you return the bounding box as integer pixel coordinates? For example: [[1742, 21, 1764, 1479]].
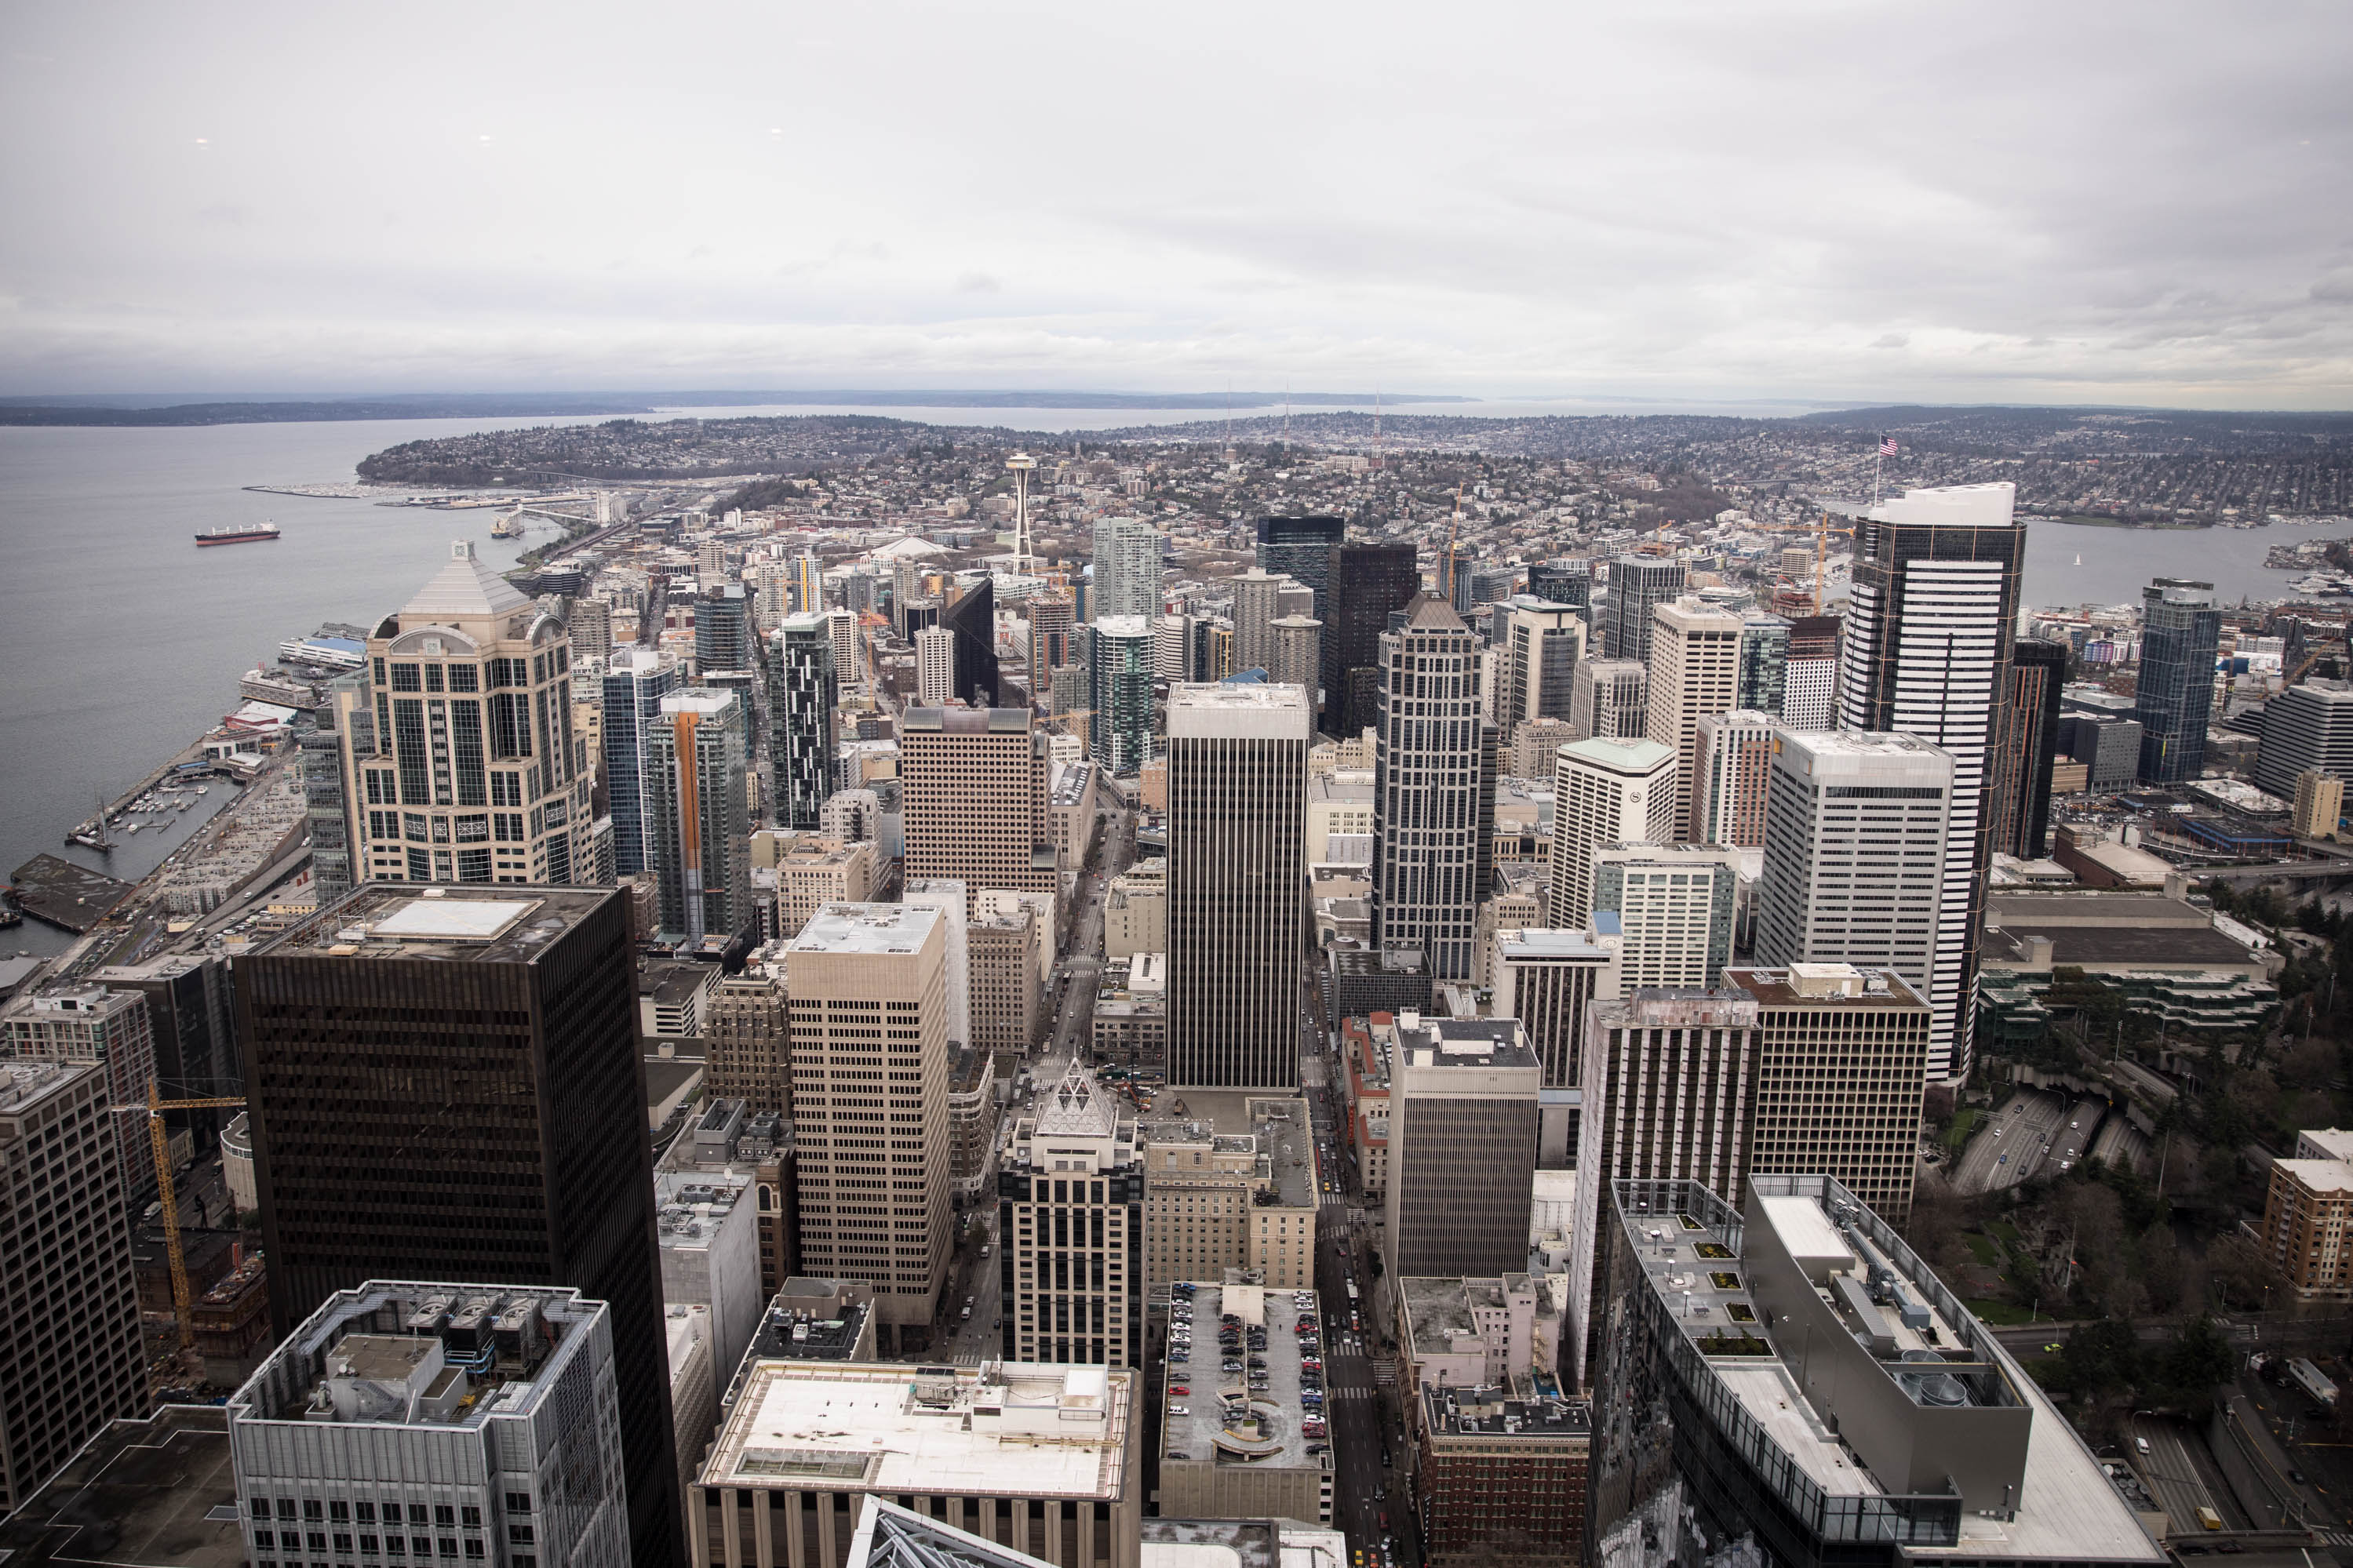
[[123, 1079, 246, 1350], [1756, 510, 1856, 615]]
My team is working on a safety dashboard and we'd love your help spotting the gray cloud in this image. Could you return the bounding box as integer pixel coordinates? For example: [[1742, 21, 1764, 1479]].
[[0, 0, 2348, 404]]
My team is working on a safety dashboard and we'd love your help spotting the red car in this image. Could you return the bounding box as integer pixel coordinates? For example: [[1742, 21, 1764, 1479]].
[[1170, 1385, 1190, 1395]]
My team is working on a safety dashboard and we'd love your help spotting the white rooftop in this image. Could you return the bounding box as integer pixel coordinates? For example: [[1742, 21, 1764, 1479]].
[[1867, 482, 2018, 530], [789, 904, 942, 956], [369, 897, 540, 942], [706, 1362, 1131, 1499]]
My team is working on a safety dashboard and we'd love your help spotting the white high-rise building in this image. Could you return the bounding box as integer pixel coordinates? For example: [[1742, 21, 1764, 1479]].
[[1754, 729, 1954, 1028], [1092, 518, 1164, 622], [1590, 842, 1739, 989], [1375, 596, 1488, 980], [1645, 598, 1744, 841], [1838, 482, 2024, 1079], [1546, 737, 1676, 928], [916, 624, 956, 707]]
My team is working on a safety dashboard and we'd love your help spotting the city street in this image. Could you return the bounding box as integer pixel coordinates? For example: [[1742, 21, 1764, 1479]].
[[1303, 985, 1418, 1568]]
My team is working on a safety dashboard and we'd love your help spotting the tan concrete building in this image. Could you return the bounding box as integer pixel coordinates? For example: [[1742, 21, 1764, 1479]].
[[971, 908, 1044, 1063], [785, 904, 952, 1339], [1103, 863, 1166, 961], [2293, 768, 2344, 841], [1091, 954, 1165, 1071], [691, 1361, 1142, 1568], [770, 836, 878, 938], [341, 540, 593, 887], [1139, 1092, 1318, 1291], [704, 955, 791, 1113], [901, 707, 1058, 913], [2260, 1129, 2353, 1300], [1306, 770, 1375, 865], [1646, 598, 1744, 841], [1048, 761, 1100, 882]]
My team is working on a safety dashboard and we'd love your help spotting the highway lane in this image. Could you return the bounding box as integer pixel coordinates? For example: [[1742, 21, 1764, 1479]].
[[2128, 1412, 2236, 1532], [1950, 1087, 2067, 1196]]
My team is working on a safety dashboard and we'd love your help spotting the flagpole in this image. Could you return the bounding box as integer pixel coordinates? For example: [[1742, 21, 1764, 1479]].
[[1872, 439, 1884, 510]]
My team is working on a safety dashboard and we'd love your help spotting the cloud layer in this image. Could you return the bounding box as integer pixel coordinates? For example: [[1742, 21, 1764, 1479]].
[[4, 0, 2349, 405]]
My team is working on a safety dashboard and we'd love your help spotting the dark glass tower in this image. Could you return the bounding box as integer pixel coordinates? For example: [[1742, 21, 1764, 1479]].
[[601, 649, 676, 875], [766, 614, 838, 830], [1331, 542, 1420, 739], [1528, 559, 1591, 617], [694, 584, 752, 674], [1602, 556, 1686, 663], [1255, 515, 1345, 719], [238, 886, 682, 1568], [2134, 578, 2221, 785], [938, 576, 1001, 708], [1990, 639, 2067, 857]]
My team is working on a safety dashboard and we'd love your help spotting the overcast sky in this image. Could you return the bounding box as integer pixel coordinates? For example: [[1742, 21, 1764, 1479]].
[[4, 1, 2349, 406]]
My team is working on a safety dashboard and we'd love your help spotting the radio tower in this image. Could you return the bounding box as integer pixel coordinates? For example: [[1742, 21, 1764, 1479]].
[[1005, 451, 1037, 576]]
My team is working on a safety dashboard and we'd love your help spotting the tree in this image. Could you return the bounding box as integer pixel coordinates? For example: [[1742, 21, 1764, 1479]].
[[2061, 1319, 2142, 1401]]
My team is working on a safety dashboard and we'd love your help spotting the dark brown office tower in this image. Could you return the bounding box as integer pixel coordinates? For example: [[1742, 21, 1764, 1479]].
[[938, 576, 1002, 708], [1987, 639, 2067, 858], [238, 885, 682, 1568], [1256, 515, 1346, 719], [1331, 542, 1419, 739]]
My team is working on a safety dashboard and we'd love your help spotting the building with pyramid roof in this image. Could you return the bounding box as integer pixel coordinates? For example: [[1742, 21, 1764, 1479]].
[[331, 540, 596, 887]]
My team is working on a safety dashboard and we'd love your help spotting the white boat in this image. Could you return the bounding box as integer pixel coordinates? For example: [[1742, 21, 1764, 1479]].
[[124, 821, 142, 835], [2072, 554, 2082, 566]]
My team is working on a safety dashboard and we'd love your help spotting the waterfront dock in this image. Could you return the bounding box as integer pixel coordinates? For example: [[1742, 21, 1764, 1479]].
[[8, 855, 137, 933]]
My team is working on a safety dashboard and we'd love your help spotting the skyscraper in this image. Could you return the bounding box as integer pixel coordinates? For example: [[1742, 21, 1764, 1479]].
[[344, 540, 590, 888], [0, 1063, 145, 1517], [1754, 729, 1954, 1034], [694, 584, 754, 675], [603, 647, 677, 876], [238, 885, 679, 1568], [1567, 987, 1760, 1382], [1491, 926, 1621, 1089], [1152, 613, 1195, 682], [1726, 962, 1932, 1226], [786, 903, 952, 1342], [1546, 737, 1676, 927], [1602, 555, 1685, 663], [916, 624, 957, 707], [2135, 578, 2222, 785], [1568, 658, 1646, 740], [2256, 680, 2353, 799], [900, 707, 1055, 913], [1691, 708, 1779, 849], [1028, 591, 1076, 683], [1646, 598, 1744, 840], [1331, 542, 1421, 740], [1089, 617, 1155, 777], [997, 1061, 1143, 1366], [938, 576, 1002, 708], [1781, 613, 1841, 730], [1229, 569, 1284, 673], [1591, 843, 1739, 988], [2, 982, 159, 1198], [1528, 558, 1592, 617], [647, 688, 754, 945], [1166, 683, 1310, 1087], [1988, 640, 2066, 858], [1838, 482, 2024, 1079], [1092, 518, 1164, 621], [767, 613, 838, 831], [1375, 595, 1487, 980], [1257, 514, 1345, 715], [1736, 611, 1791, 714], [1502, 599, 1586, 734], [226, 1282, 631, 1568], [1382, 1016, 1541, 1279], [1269, 614, 1323, 697]]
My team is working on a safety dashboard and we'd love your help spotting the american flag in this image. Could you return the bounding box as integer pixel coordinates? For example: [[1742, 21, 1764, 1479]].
[[1879, 436, 1900, 457]]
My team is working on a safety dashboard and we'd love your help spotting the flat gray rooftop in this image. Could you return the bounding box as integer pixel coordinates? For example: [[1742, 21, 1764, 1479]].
[[0, 1406, 243, 1568], [266, 884, 612, 965]]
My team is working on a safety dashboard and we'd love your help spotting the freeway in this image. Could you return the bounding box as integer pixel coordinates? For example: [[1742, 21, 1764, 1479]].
[[1949, 1087, 2068, 1195], [2129, 1411, 2243, 1533]]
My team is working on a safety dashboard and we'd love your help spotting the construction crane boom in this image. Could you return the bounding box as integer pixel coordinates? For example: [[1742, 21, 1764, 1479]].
[[116, 1079, 247, 1352]]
